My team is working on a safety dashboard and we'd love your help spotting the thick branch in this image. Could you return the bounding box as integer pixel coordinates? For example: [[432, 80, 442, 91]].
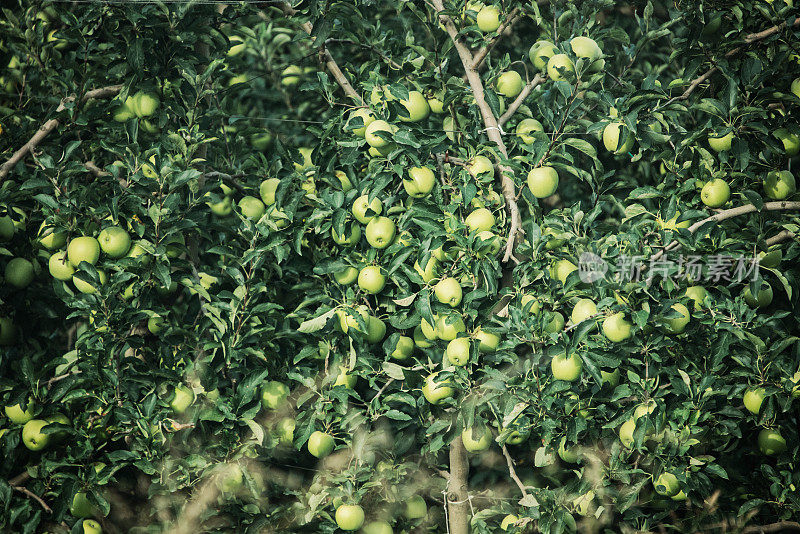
[[471, 7, 524, 70], [765, 229, 795, 247], [501, 445, 530, 498], [447, 436, 470, 534], [498, 74, 544, 126], [741, 521, 800, 533], [0, 85, 122, 182]]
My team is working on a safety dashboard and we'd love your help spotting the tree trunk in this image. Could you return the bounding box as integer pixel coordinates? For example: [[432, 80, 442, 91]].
[[447, 436, 470, 534]]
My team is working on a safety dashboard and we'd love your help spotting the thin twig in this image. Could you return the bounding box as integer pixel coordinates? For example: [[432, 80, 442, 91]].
[[12, 486, 52, 513], [501, 445, 530, 498], [471, 7, 524, 70]]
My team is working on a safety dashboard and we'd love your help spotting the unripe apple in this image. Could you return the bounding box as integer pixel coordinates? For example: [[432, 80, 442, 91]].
[[619, 418, 636, 448], [774, 128, 800, 156], [570, 298, 597, 324], [259, 178, 280, 206], [603, 122, 634, 153], [358, 265, 386, 294], [38, 223, 66, 250], [551, 352, 582, 381], [82, 519, 103, 534], [474, 327, 500, 353], [663, 303, 690, 334], [333, 266, 358, 285], [67, 236, 101, 268], [500, 514, 519, 530], [207, 193, 232, 216], [515, 118, 543, 144], [5, 398, 35, 424], [468, 155, 494, 177], [404, 166, 436, 197], [98, 226, 131, 258], [365, 316, 386, 344], [708, 131, 734, 152], [281, 65, 303, 87], [73, 269, 107, 294], [274, 417, 295, 446], [476, 230, 501, 256], [654, 473, 680, 497], [603, 312, 632, 342], [334, 365, 357, 388], [335, 504, 365, 531], [527, 166, 559, 198], [742, 282, 773, 308], [529, 40, 556, 70], [763, 170, 796, 200], [743, 387, 765, 414], [543, 311, 565, 333], [462, 426, 492, 452], [170, 384, 195, 414], [551, 259, 577, 284], [147, 314, 165, 335], [520, 294, 540, 315], [685, 286, 707, 311], [496, 71, 523, 98], [446, 337, 471, 366], [261, 381, 289, 410], [435, 277, 463, 307], [547, 54, 575, 81], [362, 521, 392, 534], [399, 90, 430, 122], [476, 5, 501, 32], [570, 36, 602, 62], [413, 325, 433, 348], [347, 108, 375, 137], [365, 216, 396, 249], [5, 257, 34, 288], [558, 440, 580, 463], [364, 120, 397, 148], [601, 368, 621, 387], [700, 178, 730, 207], [131, 91, 159, 118], [352, 195, 382, 224], [465, 207, 495, 233], [307, 430, 335, 458], [422, 371, 456, 403], [392, 335, 414, 360], [239, 196, 265, 221], [331, 224, 361, 246], [70, 491, 99, 518], [436, 312, 466, 340], [22, 419, 50, 450]]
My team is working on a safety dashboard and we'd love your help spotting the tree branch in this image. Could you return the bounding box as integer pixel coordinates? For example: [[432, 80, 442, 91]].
[[0, 84, 123, 182], [498, 74, 544, 127], [471, 7, 524, 70], [12, 485, 52, 513], [765, 229, 795, 247], [447, 436, 470, 534], [501, 445, 530, 498]]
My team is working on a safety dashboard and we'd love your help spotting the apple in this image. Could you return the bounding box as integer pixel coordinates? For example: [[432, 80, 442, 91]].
[[543, 311, 565, 333], [404, 166, 436, 197], [365, 216, 396, 249], [570, 298, 597, 324], [399, 90, 430, 122], [603, 312, 632, 342], [515, 118, 544, 144], [700, 178, 730, 207], [358, 265, 386, 294], [529, 40, 556, 70], [601, 368, 621, 387], [364, 120, 397, 148], [404, 495, 427, 519], [347, 108, 375, 137], [742, 282, 773, 308], [112, 96, 135, 122], [207, 194, 232, 216], [422, 372, 455, 404], [73, 269, 107, 294], [603, 122, 634, 153], [259, 178, 280, 206], [147, 314, 165, 335], [571, 36, 602, 63], [67, 236, 101, 267], [436, 314, 466, 341], [619, 418, 636, 448], [413, 256, 438, 283], [333, 266, 358, 285], [46, 413, 72, 443], [743, 387, 765, 414], [22, 419, 50, 451], [685, 286, 707, 311], [774, 128, 800, 156], [170, 384, 195, 414], [335, 504, 365, 531], [474, 327, 500, 353], [5, 398, 34, 424], [500, 515, 519, 531], [496, 71, 523, 98], [5, 257, 34, 288], [446, 337, 471, 366], [293, 147, 314, 172], [38, 223, 66, 249], [281, 65, 303, 87], [274, 417, 295, 446], [434, 277, 462, 307], [551, 352, 582, 381], [362, 521, 393, 534], [307, 430, 335, 458], [475, 231, 501, 257], [468, 155, 494, 177], [413, 326, 433, 348], [332, 224, 361, 246], [70, 491, 100, 518], [334, 365, 357, 388], [352, 195, 383, 224], [708, 131, 734, 152], [465, 207, 495, 233], [98, 226, 131, 258], [239, 196, 266, 221], [428, 95, 445, 114], [462, 426, 492, 452], [653, 472, 680, 497], [661, 302, 690, 334], [261, 381, 289, 410], [503, 424, 530, 445], [527, 166, 559, 198], [131, 91, 159, 117], [551, 259, 577, 284], [558, 440, 579, 463], [763, 170, 796, 200], [791, 77, 800, 98], [547, 54, 575, 81], [476, 5, 500, 32], [334, 170, 353, 192], [365, 316, 386, 344], [82, 519, 103, 534], [520, 294, 540, 315], [126, 241, 152, 265], [392, 335, 414, 360]]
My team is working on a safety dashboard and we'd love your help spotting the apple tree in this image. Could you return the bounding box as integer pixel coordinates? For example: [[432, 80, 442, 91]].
[[1, 0, 800, 533]]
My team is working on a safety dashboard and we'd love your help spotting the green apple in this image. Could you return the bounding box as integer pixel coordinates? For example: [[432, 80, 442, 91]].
[[307, 430, 335, 458], [364, 316, 386, 344], [362, 521, 392, 534], [571, 36, 602, 63], [22, 419, 50, 451], [634, 400, 656, 420], [476, 230, 501, 256], [365, 216, 396, 249], [335, 504, 365, 531], [334, 170, 353, 191], [404, 166, 436, 197], [294, 146, 314, 172], [743, 282, 773, 308], [516, 118, 544, 144], [743, 387, 765, 414], [261, 381, 289, 410], [414, 256, 439, 283], [251, 132, 273, 151], [82, 519, 103, 534], [404, 495, 427, 519], [239, 196, 266, 220], [5, 398, 34, 424], [207, 193, 232, 216], [465, 207, 495, 233], [543, 311, 565, 333], [391, 335, 414, 360], [529, 40, 556, 70], [468, 155, 494, 177], [700, 178, 730, 207], [603, 122, 634, 153], [170, 384, 195, 414], [347, 108, 375, 137], [126, 241, 152, 265], [792, 77, 800, 98], [334, 266, 358, 285], [0, 214, 15, 242], [462, 426, 492, 452], [685, 286, 707, 311], [334, 365, 357, 388], [5, 257, 34, 288], [503, 424, 530, 445], [570, 298, 597, 324], [663, 303, 690, 334], [399, 90, 430, 122], [216, 463, 243, 493], [446, 337, 471, 366], [332, 223, 361, 246], [112, 96, 135, 122], [619, 418, 636, 448], [603, 312, 632, 342], [434, 277, 462, 307], [558, 440, 579, 463], [38, 223, 66, 250], [358, 265, 386, 294], [428, 95, 445, 114], [476, 5, 501, 32], [551, 352, 582, 381], [601, 368, 621, 387], [551, 259, 577, 284], [147, 314, 165, 335], [364, 120, 397, 148], [763, 170, 796, 200], [73, 269, 107, 294], [520, 294, 540, 315], [131, 91, 159, 117], [436, 314, 466, 341], [547, 54, 575, 81], [708, 131, 734, 152], [67, 236, 101, 267], [654, 472, 680, 497], [774, 128, 800, 156], [281, 65, 303, 87], [527, 166, 559, 198], [474, 327, 500, 353], [501, 514, 519, 531], [70, 491, 99, 518], [98, 226, 131, 258], [259, 178, 280, 206], [274, 417, 295, 446], [496, 71, 523, 98], [422, 372, 455, 404], [352, 195, 382, 224]]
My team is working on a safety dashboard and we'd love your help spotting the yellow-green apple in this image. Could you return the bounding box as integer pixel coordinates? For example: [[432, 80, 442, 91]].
[[743, 282, 773, 308], [520, 294, 540, 314], [792, 78, 800, 98], [348, 108, 375, 137], [570, 36, 602, 65], [398, 90, 430, 122], [335, 504, 365, 531], [763, 170, 796, 200], [708, 131, 734, 152], [73, 270, 107, 294], [67, 236, 101, 267], [38, 223, 66, 249], [126, 241, 152, 265], [501, 515, 519, 530], [570, 298, 597, 324], [547, 54, 575, 81], [551, 259, 577, 284], [82, 519, 103, 534], [476, 5, 500, 32], [603, 122, 634, 153], [239, 196, 265, 220], [551, 352, 582, 381], [516, 118, 544, 144], [619, 418, 636, 447], [259, 178, 280, 206], [261, 381, 289, 409], [364, 316, 386, 344], [428, 95, 445, 114], [98, 226, 131, 258], [446, 337, 470, 366], [22, 419, 50, 450], [364, 120, 397, 148], [170, 384, 195, 414], [422, 372, 455, 404], [434, 277, 462, 306], [601, 368, 620, 387], [294, 147, 314, 172], [362, 521, 392, 534], [476, 230, 501, 256], [758, 247, 782, 268], [700, 178, 730, 207], [334, 170, 353, 191], [468, 155, 494, 177], [334, 365, 357, 388], [774, 128, 800, 156], [334, 266, 358, 285], [352, 195, 382, 223], [496, 71, 523, 98], [465, 207, 495, 232], [130, 91, 159, 117], [527, 166, 559, 198], [147, 314, 165, 335], [307, 430, 335, 458], [331, 224, 361, 246], [758, 427, 787, 455], [207, 194, 232, 216], [558, 440, 579, 463], [543, 311, 565, 333], [358, 265, 386, 294], [281, 65, 303, 87], [404, 495, 427, 519], [391, 335, 414, 360], [743, 387, 765, 414], [5, 398, 34, 424], [663, 303, 690, 334], [365, 216, 396, 249], [474, 327, 500, 353], [251, 132, 273, 151], [603, 312, 632, 342], [529, 40, 556, 70], [5, 257, 34, 288], [404, 166, 436, 197], [654, 472, 680, 497], [461, 426, 492, 452], [274, 417, 295, 446], [685, 286, 707, 310]]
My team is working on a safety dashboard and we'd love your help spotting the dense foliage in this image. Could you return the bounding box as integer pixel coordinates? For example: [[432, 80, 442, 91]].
[[1, 1, 799, 533]]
